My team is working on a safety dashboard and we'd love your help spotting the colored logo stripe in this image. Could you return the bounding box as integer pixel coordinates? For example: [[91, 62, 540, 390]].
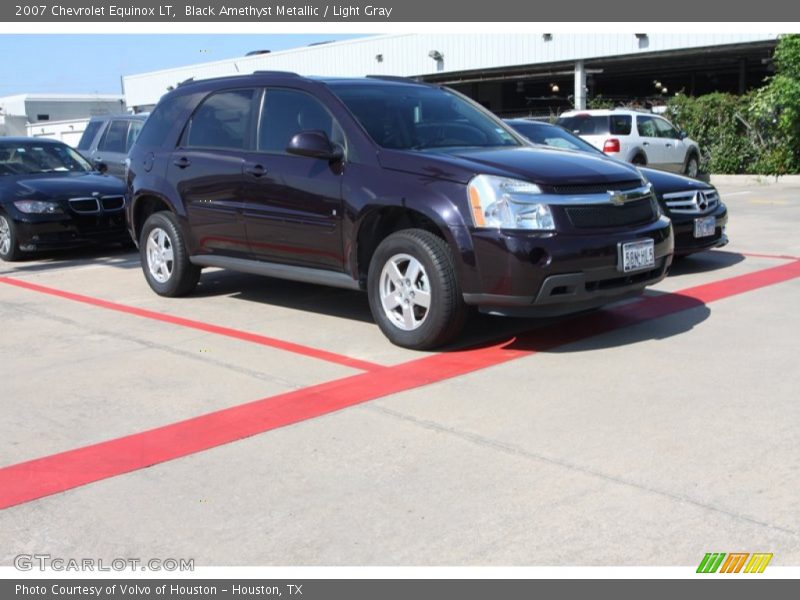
[[719, 553, 749, 573], [744, 553, 773, 573], [697, 553, 726, 573]]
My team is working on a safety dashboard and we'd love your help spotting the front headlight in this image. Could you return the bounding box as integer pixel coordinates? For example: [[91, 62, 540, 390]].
[[13, 200, 63, 214], [467, 175, 555, 231]]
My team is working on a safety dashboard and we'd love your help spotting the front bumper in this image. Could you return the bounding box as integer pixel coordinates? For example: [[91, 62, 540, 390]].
[[668, 203, 728, 256], [463, 216, 673, 317], [13, 213, 129, 251]]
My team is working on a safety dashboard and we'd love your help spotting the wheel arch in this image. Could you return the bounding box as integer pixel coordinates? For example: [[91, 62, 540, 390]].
[[130, 192, 176, 244], [352, 204, 473, 289]]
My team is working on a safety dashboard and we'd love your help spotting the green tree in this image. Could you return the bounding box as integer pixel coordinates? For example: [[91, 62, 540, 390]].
[[667, 34, 800, 175], [748, 34, 800, 174], [667, 92, 755, 174]]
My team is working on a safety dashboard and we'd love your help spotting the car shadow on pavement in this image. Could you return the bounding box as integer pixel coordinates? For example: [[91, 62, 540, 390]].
[[442, 290, 710, 354], [668, 250, 745, 276], [192, 267, 713, 344], [194, 268, 375, 323], [0, 245, 139, 275]]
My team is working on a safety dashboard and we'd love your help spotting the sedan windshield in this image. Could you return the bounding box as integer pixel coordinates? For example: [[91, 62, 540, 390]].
[[330, 83, 521, 151], [0, 142, 92, 176]]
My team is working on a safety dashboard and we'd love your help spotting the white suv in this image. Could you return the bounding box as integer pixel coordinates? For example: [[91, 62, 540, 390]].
[[557, 109, 701, 178]]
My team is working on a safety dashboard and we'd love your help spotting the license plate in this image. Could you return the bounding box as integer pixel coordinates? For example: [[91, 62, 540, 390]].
[[694, 216, 716, 238], [619, 239, 655, 273]]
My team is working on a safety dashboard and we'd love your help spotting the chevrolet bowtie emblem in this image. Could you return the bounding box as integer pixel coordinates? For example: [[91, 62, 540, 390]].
[[608, 191, 627, 206]]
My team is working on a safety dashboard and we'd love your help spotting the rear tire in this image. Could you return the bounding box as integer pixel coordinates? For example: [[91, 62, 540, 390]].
[[139, 211, 200, 296], [684, 154, 699, 178], [368, 229, 466, 350], [631, 154, 647, 167], [0, 214, 24, 262]]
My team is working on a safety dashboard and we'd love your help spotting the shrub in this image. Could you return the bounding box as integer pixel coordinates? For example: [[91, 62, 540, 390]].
[[666, 34, 800, 175]]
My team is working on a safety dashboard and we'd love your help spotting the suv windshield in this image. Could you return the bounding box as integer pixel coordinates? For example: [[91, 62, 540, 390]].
[[329, 83, 520, 151], [0, 142, 92, 176]]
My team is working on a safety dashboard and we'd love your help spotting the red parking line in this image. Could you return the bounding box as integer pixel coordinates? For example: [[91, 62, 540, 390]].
[[0, 276, 383, 373], [739, 251, 800, 261], [1, 259, 799, 510]]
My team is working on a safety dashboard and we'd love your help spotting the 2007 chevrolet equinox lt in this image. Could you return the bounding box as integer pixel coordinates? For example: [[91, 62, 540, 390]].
[[125, 72, 674, 349]]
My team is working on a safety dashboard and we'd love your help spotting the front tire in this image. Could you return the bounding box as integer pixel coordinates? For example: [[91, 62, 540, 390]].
[[0, 213, 24, 262], [368, 229, 466, 350], [139, 211, 200, 296]]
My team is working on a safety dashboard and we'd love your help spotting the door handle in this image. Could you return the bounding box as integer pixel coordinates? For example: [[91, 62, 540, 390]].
[[173, 156, 191, 169], [642, 142, 649, 146], [665, 143, 673, 147], [244, 164, 266, 177]]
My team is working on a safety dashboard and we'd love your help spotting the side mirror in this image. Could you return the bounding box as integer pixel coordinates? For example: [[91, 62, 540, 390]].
[[287, 131, 343, 161], [93, 160, 108, 174], [678, 130, 688, 140]]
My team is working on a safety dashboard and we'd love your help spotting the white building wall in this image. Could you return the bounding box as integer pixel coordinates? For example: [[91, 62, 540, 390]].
[[122, 33, 779, 109], [26, 118, 90, 147], [0, 94, 125, 130], [0, 115, 28, 137]]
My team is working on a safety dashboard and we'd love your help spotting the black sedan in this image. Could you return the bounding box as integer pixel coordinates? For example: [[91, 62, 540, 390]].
[[505, 119, 728, 256], [0, 138, 129, 261]]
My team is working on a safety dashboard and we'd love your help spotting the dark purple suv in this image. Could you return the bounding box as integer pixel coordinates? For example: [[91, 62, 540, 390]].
[[125, 72, 673, 349]]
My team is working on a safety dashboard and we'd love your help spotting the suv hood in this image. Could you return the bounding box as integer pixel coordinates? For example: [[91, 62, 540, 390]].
[[1, 172, 124, 200], [378, 146, 644, 186]]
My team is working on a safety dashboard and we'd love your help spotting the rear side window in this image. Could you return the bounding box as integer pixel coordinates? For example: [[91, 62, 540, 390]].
[[258, 89, 341, 154], [135, 94, 190, 150], [637, 116, 658, 137], [97, 120, 129, 153], [609, 115, 632, 135], [77, 120, 103, 151], [557, 115, 610, 136], [185, 89, 255, 150]]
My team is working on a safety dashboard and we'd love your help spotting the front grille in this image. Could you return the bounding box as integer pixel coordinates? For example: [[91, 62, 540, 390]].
[[565, 197, 656, 229], [550, 180, 642, 195], [68, 196, 125, 214], [663, 189, 719, 214], [69, 198, 100, 213], [101, 196, 125, 211]]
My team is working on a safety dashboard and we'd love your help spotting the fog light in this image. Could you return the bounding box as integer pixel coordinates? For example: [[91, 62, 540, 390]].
[[529, 248, 551, 267]]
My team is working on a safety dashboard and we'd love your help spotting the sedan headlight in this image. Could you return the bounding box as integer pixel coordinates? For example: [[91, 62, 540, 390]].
[[13, 200, 63, 214], [467, 175, 555, 231]]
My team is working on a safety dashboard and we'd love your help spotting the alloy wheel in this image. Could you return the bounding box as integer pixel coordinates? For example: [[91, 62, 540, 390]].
[[379, 253, 432, 331], [145, 227, 175, 284], [0, 216, 10, 256]]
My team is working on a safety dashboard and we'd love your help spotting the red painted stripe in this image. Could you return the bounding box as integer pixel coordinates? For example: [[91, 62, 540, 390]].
[[738, 251, 800, 261], [1, 259, 798, 510], [0, 276, 383, 373]]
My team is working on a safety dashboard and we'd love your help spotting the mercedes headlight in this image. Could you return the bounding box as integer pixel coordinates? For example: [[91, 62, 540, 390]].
[[467, 175, 554, 231]]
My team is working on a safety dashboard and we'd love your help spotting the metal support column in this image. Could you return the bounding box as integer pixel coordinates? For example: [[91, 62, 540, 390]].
[[574, 60, 586, 110]]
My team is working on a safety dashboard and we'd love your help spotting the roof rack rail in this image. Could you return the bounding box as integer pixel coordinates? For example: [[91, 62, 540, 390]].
[[252, 70, 302, 77], [366, 75, 422, 83]]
